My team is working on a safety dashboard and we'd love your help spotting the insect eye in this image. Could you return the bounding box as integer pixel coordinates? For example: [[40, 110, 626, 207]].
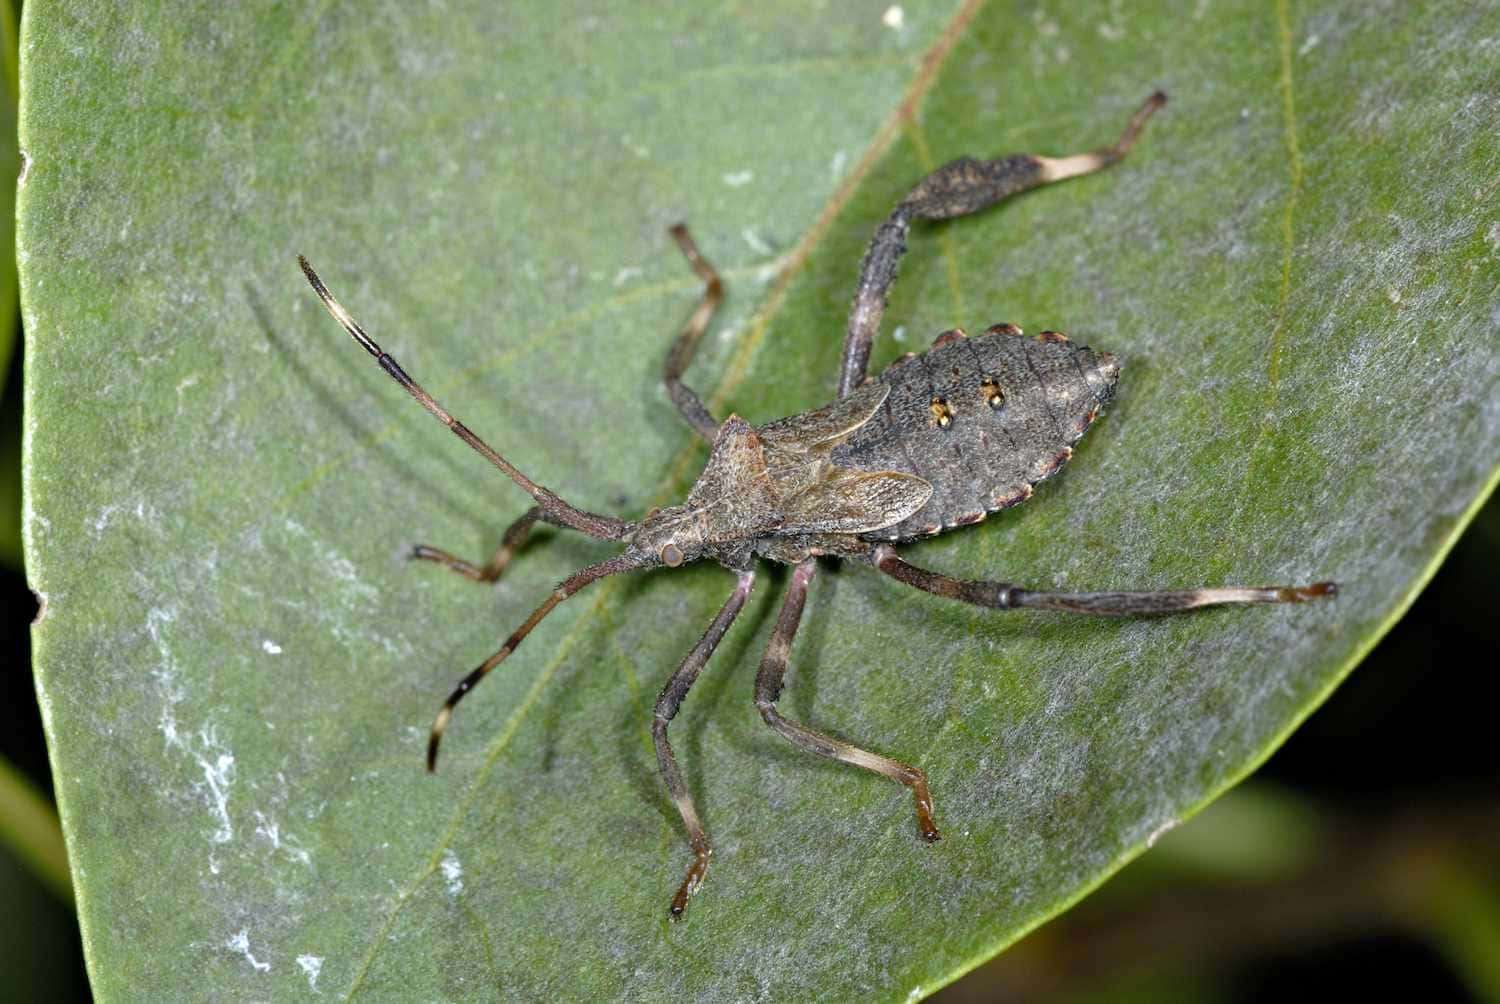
[[981, 378, 1005, 408], [660, 543, 684, 567]]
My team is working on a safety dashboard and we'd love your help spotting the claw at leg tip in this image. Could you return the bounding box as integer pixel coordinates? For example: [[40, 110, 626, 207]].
[[1280, 581, 1338, 602]]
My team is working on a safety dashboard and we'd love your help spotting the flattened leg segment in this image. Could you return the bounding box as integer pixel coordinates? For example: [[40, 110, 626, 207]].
[[837, 91, 1168, 399], [753, 560, 940, 842]]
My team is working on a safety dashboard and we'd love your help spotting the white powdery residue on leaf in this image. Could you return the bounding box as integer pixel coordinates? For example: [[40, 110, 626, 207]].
[[613, 265, 642, 287], [296, 954, 324, 992], [226, 929, 271, 973], [741, 228, 771, 255], [175, 373, 200, 414], [829, 149, 847, 179], [261, 639, 282, 655], [620, 133, 649, 159], [716, 317, 745, 347], [1028, 8, 1065, 72], [134, 500, 164, 534], [149, 606, 237, 846], [87, 502, 120, 537], [21, 480, 52, 565], [196, 737, 236, 846], [441, 849, 464, 896], [253, 810, 312, 866], [1299, 33, 1321, 55], [282, 519, 378, 602], [892, 325, 907, 343], [723, 170, 754, 187], [84, 497, 166, 542]]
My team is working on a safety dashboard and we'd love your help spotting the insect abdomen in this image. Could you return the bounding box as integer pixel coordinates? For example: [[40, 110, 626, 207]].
[[832, 325, 1119, 541]]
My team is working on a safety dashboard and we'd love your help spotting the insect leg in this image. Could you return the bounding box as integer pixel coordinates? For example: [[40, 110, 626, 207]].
[[299, 258, 630, 542], [872, 545, 1336, 615], [426, 549, 651, 770], [662, 224, 723, 442], [838, 91, 1167, 398], [410, 506, 543, 583], [754, 560, 940, 841], [653, 569, 757, 920]]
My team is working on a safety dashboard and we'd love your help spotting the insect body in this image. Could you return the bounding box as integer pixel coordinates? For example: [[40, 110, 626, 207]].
[[830, 324, 1117, 541], [300, 91, 1334, 920]]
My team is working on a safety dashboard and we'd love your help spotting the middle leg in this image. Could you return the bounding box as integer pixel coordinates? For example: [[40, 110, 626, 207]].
[[654, 568, 757, 920], [754, 559, 940, 841]]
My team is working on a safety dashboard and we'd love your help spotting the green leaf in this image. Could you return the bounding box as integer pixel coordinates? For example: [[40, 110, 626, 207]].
[[22, 1, 1498, 999], [0, 0, 21, 572]]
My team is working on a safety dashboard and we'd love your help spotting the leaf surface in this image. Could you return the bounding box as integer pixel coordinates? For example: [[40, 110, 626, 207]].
[[21, 1, 1499, 999]]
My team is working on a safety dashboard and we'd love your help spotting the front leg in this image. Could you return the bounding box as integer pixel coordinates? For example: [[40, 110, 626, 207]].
[[410, 506, 543, 583], [662, 224, 724, 442]]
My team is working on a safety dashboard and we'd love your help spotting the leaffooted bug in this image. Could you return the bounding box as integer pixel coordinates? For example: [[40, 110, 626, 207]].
[[300, 91, 1335, 919]]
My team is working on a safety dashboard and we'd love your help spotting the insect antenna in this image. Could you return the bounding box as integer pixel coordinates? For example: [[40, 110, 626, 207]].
[[428, 549, 653, 771], [298, 257, 629, 542]]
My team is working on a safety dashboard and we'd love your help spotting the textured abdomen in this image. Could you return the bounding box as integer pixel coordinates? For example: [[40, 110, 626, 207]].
[[832, 325, 1119, 541]]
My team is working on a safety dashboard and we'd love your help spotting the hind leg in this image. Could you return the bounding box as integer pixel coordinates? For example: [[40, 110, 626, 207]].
[[872, 544, 1336, 615], [753, 560, 940, 841], [838, 91, 1166, 398]]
